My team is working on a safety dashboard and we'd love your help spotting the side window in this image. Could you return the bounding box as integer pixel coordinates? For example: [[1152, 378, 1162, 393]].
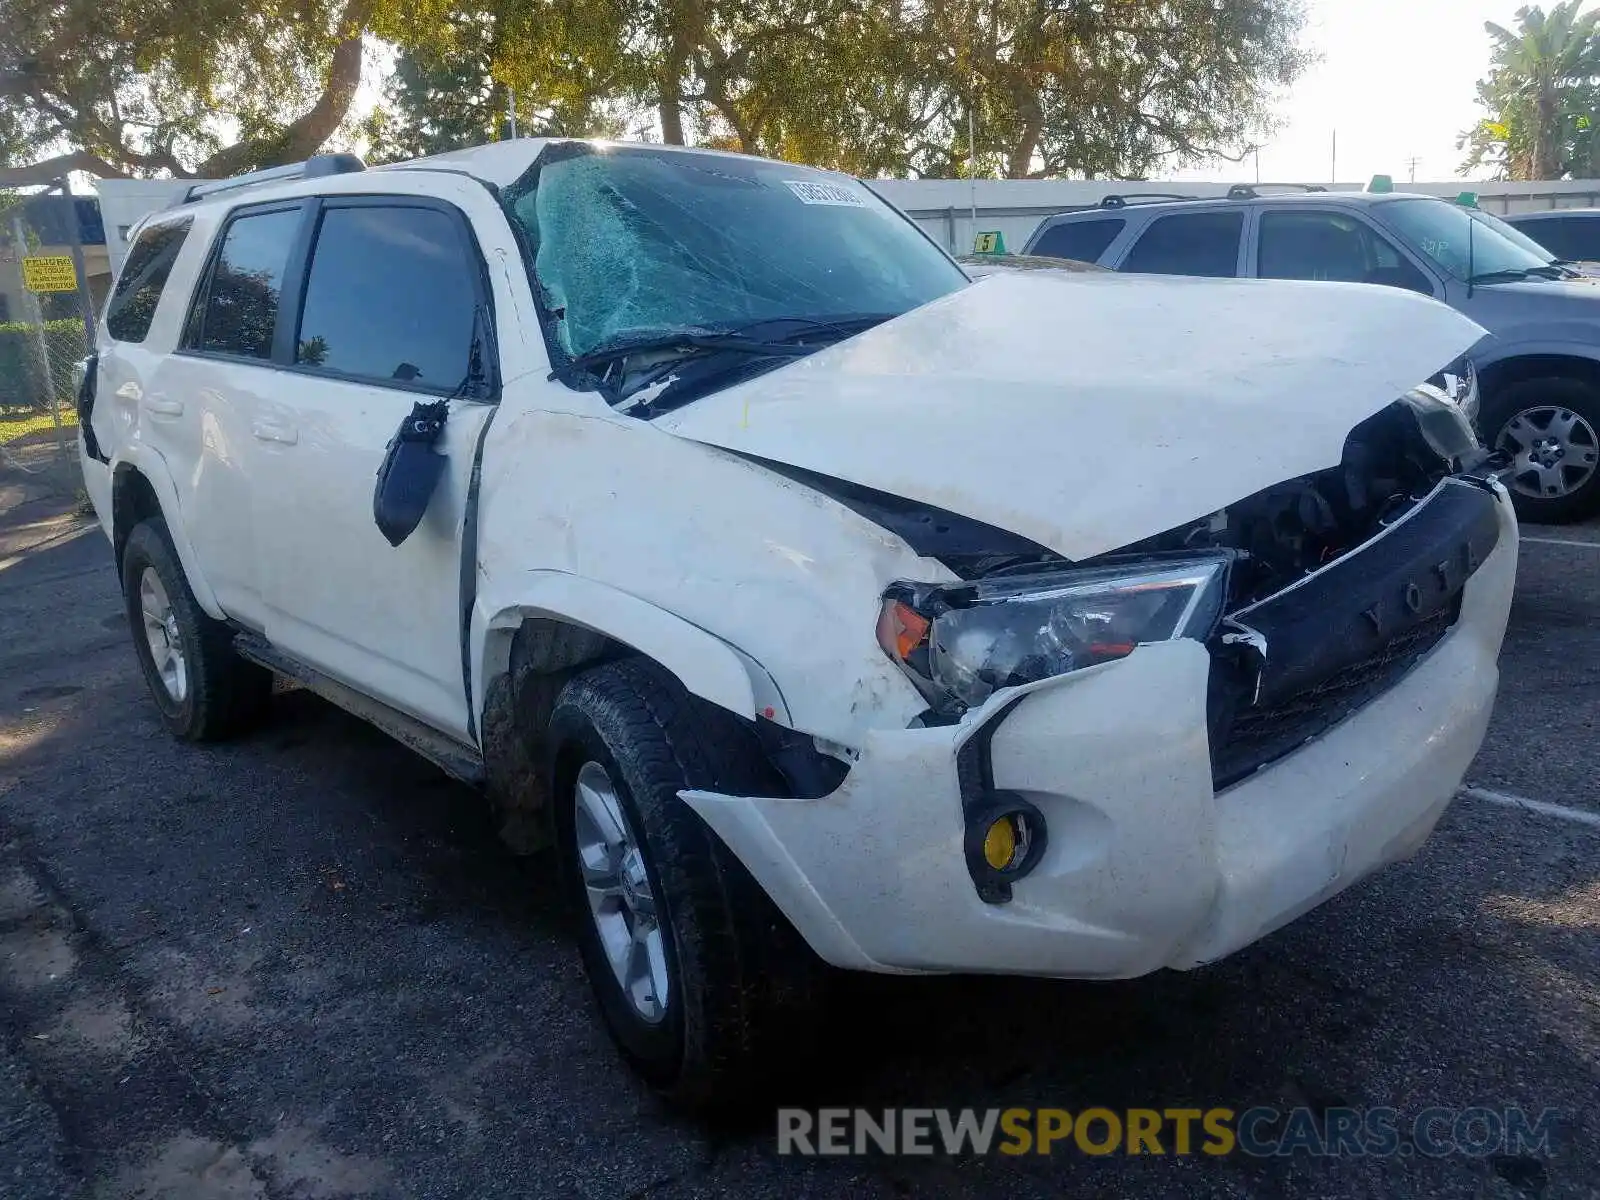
[[196, 208, 302, 360], [105, 219, 192, 343], [1258, 211, 1432, 293], [294, 204, 479, 391], [1031, 218, 1126, 263], [1121, 211, 1243, 277]]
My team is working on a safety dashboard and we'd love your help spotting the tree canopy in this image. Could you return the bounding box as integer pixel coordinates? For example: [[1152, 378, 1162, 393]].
[[1460, 1, 1600, 180], [3, 0, 1310, 183]]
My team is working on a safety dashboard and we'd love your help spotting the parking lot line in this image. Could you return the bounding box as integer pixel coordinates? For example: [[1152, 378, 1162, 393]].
[[1520, 535, 1600, 550], [1460, 786, 1600, 829]]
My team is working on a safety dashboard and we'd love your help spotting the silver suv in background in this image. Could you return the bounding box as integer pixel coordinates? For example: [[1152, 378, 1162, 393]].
[[1026, 187, 1600, 523]]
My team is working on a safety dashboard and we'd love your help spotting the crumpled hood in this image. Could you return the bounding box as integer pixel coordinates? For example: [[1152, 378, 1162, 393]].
[[657, 272, 1487, 561]]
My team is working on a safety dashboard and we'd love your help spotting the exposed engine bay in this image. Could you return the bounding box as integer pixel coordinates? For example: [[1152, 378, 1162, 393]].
[[1119, 398, 1479, 610], [864, 396, 1502, 787]]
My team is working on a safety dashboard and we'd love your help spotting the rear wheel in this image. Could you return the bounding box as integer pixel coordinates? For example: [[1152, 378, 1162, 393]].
[[1485, 376, 1600, 524], [120, 518, 271, 740], [547, 658, 822, 1111]]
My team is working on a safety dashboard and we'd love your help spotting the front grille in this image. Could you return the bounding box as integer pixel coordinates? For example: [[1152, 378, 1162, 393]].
[[1209, 602, 1457, 790]]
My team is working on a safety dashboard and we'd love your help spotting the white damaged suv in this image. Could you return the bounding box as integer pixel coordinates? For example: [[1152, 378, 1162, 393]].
[[80, 140, 1515, 1107]]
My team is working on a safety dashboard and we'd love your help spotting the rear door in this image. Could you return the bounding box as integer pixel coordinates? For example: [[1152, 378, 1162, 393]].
[[251, 191, 498, 740], [1111, 208, 1247, 277], [161, 202, 309, 630]]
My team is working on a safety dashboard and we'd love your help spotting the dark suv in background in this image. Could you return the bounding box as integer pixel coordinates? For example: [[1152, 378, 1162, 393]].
[[1503, 208, 1600, 268], [1025, 187, 1600, 523]]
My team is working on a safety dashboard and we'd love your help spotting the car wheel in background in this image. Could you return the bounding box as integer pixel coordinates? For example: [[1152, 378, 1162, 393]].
[[1484, 376, 1600, 524], [120, 518, 271, 740], [547, 657, 823, 1111]]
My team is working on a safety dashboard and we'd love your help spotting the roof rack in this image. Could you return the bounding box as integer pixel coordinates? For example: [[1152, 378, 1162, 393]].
[[1226, 183, 1329, 200], [1097, 192, 1202, 209], [174, 153, 367, 206]]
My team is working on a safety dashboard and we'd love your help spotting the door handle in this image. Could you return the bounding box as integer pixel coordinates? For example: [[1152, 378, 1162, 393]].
[[251, 417, 299, 445], [144, 397, 183, 416]]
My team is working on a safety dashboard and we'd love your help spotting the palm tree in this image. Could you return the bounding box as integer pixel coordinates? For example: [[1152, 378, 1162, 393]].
[[1480, 2, 1600, 179]]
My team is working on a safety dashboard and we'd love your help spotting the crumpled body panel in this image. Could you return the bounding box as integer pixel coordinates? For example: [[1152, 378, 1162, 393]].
[[661, 272, 1488, 561]]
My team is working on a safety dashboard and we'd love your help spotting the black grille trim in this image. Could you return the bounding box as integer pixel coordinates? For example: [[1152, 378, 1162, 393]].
[[1206, 477, 1500, 791], [1209, 602, 1457, 790]]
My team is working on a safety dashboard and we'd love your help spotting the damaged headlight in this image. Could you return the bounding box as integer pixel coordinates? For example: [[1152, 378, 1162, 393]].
[[876, 555, 1231, 713], [1408, 356, 1481, 463], [1431, 356, 1480, 423]]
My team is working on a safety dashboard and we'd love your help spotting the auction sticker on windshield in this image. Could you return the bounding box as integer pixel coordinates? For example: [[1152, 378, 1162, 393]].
[[786, 180, 868, 207]]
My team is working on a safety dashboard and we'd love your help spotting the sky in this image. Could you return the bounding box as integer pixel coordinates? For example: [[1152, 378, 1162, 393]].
[[1176, 0, 1535, 184]]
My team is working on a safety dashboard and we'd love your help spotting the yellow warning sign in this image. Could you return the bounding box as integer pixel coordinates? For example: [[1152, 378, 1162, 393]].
[[21, 256, 78, 292]]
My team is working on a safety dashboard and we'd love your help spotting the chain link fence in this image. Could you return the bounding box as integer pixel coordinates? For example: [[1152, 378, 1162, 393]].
[[1, 193, 90, 512]]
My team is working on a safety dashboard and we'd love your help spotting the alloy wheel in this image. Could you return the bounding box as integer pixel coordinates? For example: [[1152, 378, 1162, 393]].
[[572, 760, 670, 1024], [138, 567, 188, 703], [1496, 405, 1600, 499]]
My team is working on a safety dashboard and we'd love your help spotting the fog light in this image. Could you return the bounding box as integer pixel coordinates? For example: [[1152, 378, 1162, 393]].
[[983, 815, 1021, 870]]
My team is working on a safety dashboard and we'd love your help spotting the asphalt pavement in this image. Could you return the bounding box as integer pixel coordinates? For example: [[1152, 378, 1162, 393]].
[[0, 483, 1595, 1200]]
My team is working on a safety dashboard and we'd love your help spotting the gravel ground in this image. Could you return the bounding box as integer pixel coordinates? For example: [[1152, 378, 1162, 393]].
[[0, 490, 1595, 1200]]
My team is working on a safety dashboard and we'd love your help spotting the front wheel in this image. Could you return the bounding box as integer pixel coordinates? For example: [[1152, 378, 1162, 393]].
[[1485, 376, 1600, 524], [547, 658, 822, 1111]]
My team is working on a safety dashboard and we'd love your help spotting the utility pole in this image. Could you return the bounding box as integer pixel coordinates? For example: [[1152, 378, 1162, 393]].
[[1331, 130, 1338, 184], [1404, 155, 1423, 183], [1254, 146, 1261, 184]]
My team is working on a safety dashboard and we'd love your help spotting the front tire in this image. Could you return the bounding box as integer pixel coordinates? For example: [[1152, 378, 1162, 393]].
[[547, 658, 821, 1111], [1484, 376, 1600, 524], [121, 518, 270, 740]]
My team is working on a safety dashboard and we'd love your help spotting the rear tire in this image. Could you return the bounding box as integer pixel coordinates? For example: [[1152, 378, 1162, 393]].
[[1483, 376, 1600, 524], [547, 658, 822, 1111], [121, 518, 271, 740]]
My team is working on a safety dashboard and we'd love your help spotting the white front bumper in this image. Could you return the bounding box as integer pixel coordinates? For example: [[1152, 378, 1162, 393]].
[[684, 495, 1518, 978]]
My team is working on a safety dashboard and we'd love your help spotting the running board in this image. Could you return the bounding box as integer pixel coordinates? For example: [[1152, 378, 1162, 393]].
[[233, 632, 486, 787]]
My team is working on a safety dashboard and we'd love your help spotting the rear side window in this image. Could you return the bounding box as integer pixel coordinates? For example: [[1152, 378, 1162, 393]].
[[293, 204, 479, 391], [1030, 218, 1125, 263], [105, 219, 192, 343], [1121, 211, 1243, 277], [196, 208, 302, 360]]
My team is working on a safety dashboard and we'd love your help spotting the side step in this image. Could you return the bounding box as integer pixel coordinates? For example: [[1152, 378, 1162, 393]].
[[233, 632, 486, 787]]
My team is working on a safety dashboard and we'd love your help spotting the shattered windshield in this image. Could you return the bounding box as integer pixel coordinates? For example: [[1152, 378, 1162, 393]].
[[504, 144, 967, 366]]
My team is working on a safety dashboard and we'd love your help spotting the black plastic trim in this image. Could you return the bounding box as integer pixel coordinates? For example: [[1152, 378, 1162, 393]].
[[954, 694, 1049, 903]]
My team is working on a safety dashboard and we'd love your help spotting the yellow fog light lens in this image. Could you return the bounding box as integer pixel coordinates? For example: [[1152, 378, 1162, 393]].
[[983, 816, 1020, 871]]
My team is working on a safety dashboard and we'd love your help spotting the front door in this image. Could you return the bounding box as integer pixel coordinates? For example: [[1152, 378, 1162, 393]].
[[252, 196, 497, 741]]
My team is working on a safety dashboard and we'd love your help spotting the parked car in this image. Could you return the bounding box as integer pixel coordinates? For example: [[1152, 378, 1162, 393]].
[[1502, 207, 1600, 274], [1026, 186, 1600, 523], [80, 142, 1512, 1109]]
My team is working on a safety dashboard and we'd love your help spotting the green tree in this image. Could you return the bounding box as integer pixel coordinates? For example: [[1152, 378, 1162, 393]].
[[0, 0, 422, 184], [366, 8, 629, 162], [1460, 1, 1600, 180]]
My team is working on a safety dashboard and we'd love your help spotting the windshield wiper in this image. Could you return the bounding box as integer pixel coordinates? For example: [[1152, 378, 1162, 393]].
[[549, 333, 812, 385], [1469, 265, 1565, 284]]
